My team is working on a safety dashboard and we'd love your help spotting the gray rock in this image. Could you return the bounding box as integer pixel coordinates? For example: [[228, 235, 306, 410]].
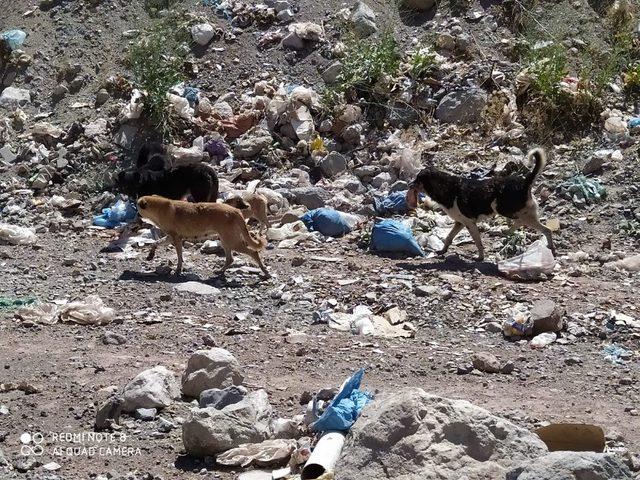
[[338, 388, 547, 479], [52, 84, 68, 101], [435, 89, 488, 124], [282, 32, 305, 50], [234, 135, 272, 159], [320, 151, 348, 178], [507, 451, 633, 480], [200, 385, 248, 409], [354, 165, 381, 179], [387, 102, 419, 128], [372, 172, 393, 188], [401, 0, 435, 10], [390, 180, 409, 192], [322, 62, 342, 84], [182, 389, 272, 456], [122, 366, 180, 412], [472, 352, 502, 373], [0, 447, 7, 466], [182, 348, 244, 398], [14, 456, 40, 473], [95, 88, 110, 106], [277, 9, 295, 22], [101, 331, 127, 345], [0, 145, 17, 163], [351, 2, 377, 37], [157, 416, 177, 433], [95, 396, 123, 430], [290, 186, 331, 209], [0, 87, 31, 107], [134, 408, 157, 421], [530, 299, 564, 335]]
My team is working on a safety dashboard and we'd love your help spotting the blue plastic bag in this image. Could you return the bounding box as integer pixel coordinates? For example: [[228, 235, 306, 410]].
[[1, 30, 26, 50], [370, 219, 424, 257], [301, 208, 353, 237], [182, 86, 200, 107], [628, 118, 640, 128], [311, 369, 372, 432], [93, 199, 137, 228]]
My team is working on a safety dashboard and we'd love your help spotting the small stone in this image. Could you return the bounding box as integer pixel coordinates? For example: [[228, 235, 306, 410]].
[[0, 87, 31, 107], [52, 84, 68, 100], [471, 352, 502, 374], [564, 356, 582, 366], [619, 377, 633, 386], [350, 2, 377, 37], [322, 62, 342, 84], [501, 361, 515, 374], [319, 151, 348, 178], [457, 364, 473, 375], [157, 417, 177, 433], [101, 331, 127, 345], [174, 281, 221, 296], [134, 407, 157, 421], [191, 23, 216, 46], [95, 88, 110, 106]]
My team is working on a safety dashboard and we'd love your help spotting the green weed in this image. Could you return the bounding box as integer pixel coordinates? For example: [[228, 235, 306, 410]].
[[408, 47, 437, 79], [125, 18, 188, 139], [322, 30, 401, 111]]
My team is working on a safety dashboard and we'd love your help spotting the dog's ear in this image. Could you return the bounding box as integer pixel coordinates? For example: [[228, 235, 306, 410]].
[[138, 198, 148, 210]]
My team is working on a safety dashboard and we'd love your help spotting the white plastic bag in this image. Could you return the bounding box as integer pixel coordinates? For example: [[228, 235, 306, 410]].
[[390, 147, 422, 181], [498, 239, 556, 279], [59, 295, 115, 325], [0, 223, 37, 245], [216, 439, 296, 467], [168, 137, 204, 164], [121, 89, 144, 120]]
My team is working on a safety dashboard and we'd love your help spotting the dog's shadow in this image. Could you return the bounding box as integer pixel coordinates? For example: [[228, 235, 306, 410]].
[[397, 255, 501, 277], [118, 269, 264, 289]]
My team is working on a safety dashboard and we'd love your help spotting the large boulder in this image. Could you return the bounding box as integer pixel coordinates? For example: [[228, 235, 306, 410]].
[[337, 388, 548, 480], [400, 0, 435, 11], [182, 348, 244, 398], [234, 134, 272, 159], [435, 89, 487, 124], [182, 389, 272, 456], [506, 451, 633, 480], [121, 366, 180, 412]]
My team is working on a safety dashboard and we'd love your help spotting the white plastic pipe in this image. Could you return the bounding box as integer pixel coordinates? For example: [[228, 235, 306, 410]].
[[301, 431, 346, 480]]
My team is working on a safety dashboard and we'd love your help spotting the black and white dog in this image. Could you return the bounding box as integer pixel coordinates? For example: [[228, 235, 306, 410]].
[[406, 148, 555, 260], [116, 142, 219, 203]]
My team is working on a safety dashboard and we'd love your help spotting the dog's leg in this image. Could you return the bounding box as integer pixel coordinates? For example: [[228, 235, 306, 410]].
[[147, 234, 170, 261], [438, 222, 464, 255], [171, 235, 183, 275], [463, 221, 485, 261], [221, 248, 234, 274], [507, 219, 522, 235], [245, 249, 270, 278], [519, 215, 556, 256]]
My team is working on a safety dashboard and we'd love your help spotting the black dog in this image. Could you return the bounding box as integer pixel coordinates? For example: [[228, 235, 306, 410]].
[[116, 143, 219, 203], [406, 148, 555, 260]]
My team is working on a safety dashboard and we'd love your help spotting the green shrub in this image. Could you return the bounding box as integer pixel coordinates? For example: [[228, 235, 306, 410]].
[[126, 19, 188, 139]]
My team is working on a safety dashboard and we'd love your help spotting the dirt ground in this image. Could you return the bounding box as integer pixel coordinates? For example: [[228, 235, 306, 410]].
[[0, 224, 638, 479]]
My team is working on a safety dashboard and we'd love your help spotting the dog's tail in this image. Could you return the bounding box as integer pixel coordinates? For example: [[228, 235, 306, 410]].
[[526, 147, 547, 187], [238, 217, 267, 251]]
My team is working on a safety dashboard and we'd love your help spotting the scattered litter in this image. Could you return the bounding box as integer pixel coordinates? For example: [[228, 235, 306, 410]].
[[322, 305, 415, 339], [602, 344, 632, 364], [301, 209, 363, 237], [558, 175, 606, 205], [498, 240, 555, 280], [0, 297, 36, 310], [370, 219, 424, 257], [373, 191, 418, 216], [301, 431, 344, 480], [93, 199, 137, 229], [311, 369, 372, 432], [16, 296, 115, 326], [267, 221, 319, 248], [1, 29, 26, 50], [535, 423, 605, 453], [216, 439, 297, 467], [59, 295, 116, 325], [0, 223, 37, 245]]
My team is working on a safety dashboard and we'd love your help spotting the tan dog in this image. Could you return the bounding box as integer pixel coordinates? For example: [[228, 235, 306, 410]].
[[224, 193, 271, 231], [137, 195, 269, 277]]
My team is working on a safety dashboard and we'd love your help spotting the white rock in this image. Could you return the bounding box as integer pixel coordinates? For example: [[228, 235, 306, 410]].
[[182, 348, 244, 398], [191, 23, 216, 46], [121, 366, 180, 412], [0, 87, 31, 107], [174, 281, 221, 296]]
